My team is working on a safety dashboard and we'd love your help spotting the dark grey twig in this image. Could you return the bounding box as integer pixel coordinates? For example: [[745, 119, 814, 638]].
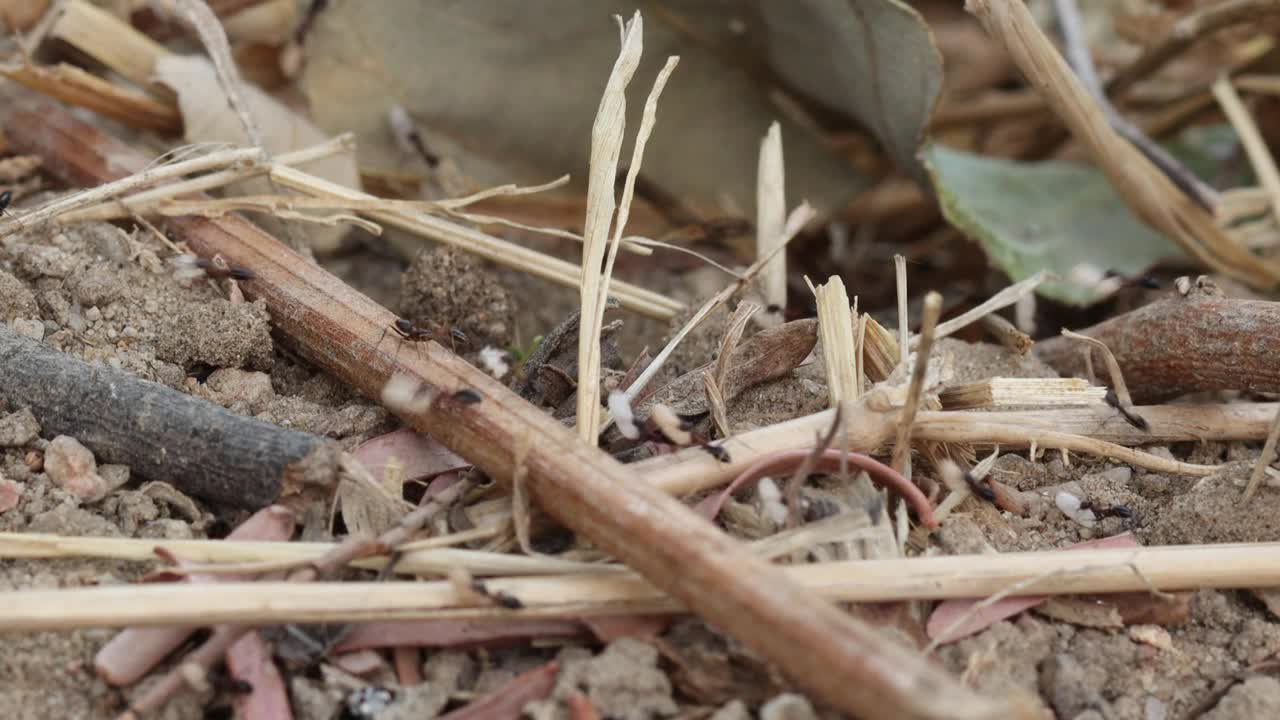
[[0, 323, 338, 509]]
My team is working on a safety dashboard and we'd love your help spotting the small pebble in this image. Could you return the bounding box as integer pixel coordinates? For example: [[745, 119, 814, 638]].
[[0, 478, 21, 513], [85, 306, 102, 322], [24, 450, 43, 472], [99, 461, 131, 489], [0, 408, 40, 447], [44, 435, 108, 503], [761, 694, 818, 720], [1054, 491, 1097, 527]]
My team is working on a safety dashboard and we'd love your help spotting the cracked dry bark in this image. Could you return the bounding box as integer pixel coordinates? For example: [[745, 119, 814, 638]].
[[1036, 282, 1280, 402], [0, 92, 1026, 718]]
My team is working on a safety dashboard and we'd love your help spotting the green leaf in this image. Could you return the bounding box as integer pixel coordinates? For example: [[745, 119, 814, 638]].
[[924, 127, 1241, 305]]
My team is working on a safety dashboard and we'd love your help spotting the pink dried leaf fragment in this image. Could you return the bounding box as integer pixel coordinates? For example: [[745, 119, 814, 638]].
[[0, 477, 21, 513], [226, 632, 292, 720], [438, 660, 560, 720], [353, 427, 469, 483], [926, 532, 1140, 644]]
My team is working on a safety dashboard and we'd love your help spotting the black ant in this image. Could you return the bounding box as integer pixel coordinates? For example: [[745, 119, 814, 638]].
[[1104, 388, 1149, 431], [452, 388, 482, 405], [173, 254, 254, 282], [1079, 500, 1134, 520], [0, 190, 11, 216], [1103, 269, 1161, 290], [376, 317, 468, 361], [701, 443, 731, 463], [193, 257, 255, 281], [963, 471, 997, 503], [470, 579, 523, 609], [206, 668, 254, 695]]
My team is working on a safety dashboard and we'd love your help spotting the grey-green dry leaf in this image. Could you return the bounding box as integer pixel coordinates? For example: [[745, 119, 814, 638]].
[[301, 0, 871, 219], [924, 127, 1244, 305], [759, 0, 943, 183]]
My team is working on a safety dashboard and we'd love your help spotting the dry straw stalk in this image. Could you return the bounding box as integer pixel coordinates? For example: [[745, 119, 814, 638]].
[[6, 542, 1280, 629]]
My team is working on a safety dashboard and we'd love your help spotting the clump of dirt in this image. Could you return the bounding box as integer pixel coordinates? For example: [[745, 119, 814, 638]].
[[527, 639, 678, 720], [0, 268, 38, 320], [400, 246, 516, 349], [153, 298, 274, 371]]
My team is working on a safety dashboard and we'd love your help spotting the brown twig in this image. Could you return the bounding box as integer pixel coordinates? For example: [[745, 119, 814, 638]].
[[978, 314, 1032, 355], [4, 97, 1014, 719], [1035, 287, 1280, 402], [890, 292, 941, 474]]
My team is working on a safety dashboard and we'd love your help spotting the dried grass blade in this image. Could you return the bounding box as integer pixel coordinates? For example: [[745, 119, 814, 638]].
[[714, 301, 760, 390], [757, 122, 787, 317]]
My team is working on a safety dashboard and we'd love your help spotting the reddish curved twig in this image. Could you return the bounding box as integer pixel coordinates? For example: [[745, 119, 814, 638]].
[[695, 449, 937, 528]]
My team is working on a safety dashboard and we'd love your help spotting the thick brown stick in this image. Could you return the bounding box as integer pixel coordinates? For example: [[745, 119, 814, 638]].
[[1035, 293, 1280, 402], [0, 324, 336, 509], [2, 97, 1015, 719]]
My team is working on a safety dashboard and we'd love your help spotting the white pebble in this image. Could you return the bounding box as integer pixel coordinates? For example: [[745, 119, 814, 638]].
[[85, 306, 101, 322], [609, 390, 639, 440], [1055, 490, 1080, 514], [1055, 490, 1096, 527]]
